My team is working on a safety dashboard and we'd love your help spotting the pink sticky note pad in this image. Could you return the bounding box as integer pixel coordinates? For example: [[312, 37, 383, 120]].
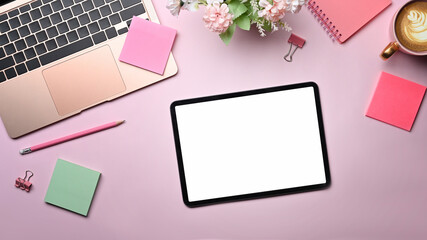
[[366, 72, 426, 131], [119, 16, 177, 75]]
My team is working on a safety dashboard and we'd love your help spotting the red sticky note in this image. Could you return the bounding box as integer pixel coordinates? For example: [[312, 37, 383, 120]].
[[119, 16, 177, 75], [366, 72, 426, 131]]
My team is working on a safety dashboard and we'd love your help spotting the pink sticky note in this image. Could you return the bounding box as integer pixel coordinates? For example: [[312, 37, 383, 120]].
[[119, 16, 177, 75], [366, 72, 426, 131]]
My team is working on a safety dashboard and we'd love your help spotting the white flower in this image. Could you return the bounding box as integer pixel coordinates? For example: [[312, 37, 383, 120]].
[[166, 0, 198, 17], [285, 0, 308, 13], [166, 0, 181, 16], [206, 0, 224, 5], [182, 0, 198, 11]]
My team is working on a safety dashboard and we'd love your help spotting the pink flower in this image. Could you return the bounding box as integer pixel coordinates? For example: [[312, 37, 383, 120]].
[[203, 2, 233, 34], [258, 0, 288, 23]]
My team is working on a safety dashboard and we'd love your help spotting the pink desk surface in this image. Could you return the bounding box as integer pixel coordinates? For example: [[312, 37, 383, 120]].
[[2, 0, 427, 239]]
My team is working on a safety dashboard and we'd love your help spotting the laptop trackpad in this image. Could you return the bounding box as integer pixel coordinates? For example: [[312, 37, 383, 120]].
[[43, 46, 126, 116]]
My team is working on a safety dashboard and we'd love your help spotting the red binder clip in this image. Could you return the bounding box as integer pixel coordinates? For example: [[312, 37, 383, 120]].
[[284, 34, 306, 62], [15, 170, 34, 192]]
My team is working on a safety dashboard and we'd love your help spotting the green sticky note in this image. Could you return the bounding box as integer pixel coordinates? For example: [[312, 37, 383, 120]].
[[45, 159, 101, 216]]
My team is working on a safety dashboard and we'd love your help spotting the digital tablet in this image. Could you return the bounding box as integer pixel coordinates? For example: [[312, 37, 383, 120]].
[[170, 82, 330, 207]]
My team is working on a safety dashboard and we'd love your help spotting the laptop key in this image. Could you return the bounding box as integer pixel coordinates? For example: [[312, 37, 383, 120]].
[[19, 5, 31, 13], [8, 9, 19, 18], [105, 27, 117, 39], [67, 31, 79, 42], [0, 56, 14, 71], [30, 9, 43, 21], [45, 39, 57, 51], [109, 13, 120, 25], [4, 43, 16, 55], [5, 67, 17, 79], [100, 5, 112, 17], [77, 26, 89, 38], [57, 22, 69, 34], [78, 13, 90, 25], [89, 9, 101, 21], [94, 0, 106, 8], [19, 13, 32, 25], [14, 52, 27, 64], [50, 13, 62, 25], [121, 0, 141, 8], [8, 30, 19, 41], [119, 3, 145, 21], [41, 5, 53, 16], [43, 0, 55, 3], [35, 43, 47, 55], [72, 4, 84, 16], [0, 47, 5, 58], [15, 40, 26, 51], [92, 31, 107, 44], [88, 22, 100, 34], [39, 37, 93, 65], [36, 31, 48, 42], [0, 14, 7, 23], [29, 22, 41, 33], [98, 18, 110, 30], [26, 58, 41, 71], [24, 48, 36, 59], [61, 8, 73, 21], [40, 17, 52, 29], [31, 0, 43, 8], [0, 21, 10, 33], [51, 1, 64, 12], [117, 27, 127, 35], [68, 18, 80, 30], [0, 71, 6, 82], [9, 17, 21, 29], [46, 26, 59, 38], [63, 0, 74, 7], [15, 63, 28, 75], [0, 34, 8, 46], [19, 25, 31, 36], [82, 1, 95, 12], [56, 35, 68, 47], [25, 35, 37, 47], [111, 1, 122, 13]]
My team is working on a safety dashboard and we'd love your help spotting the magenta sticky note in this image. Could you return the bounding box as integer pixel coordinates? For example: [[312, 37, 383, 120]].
[[119, 16, 177, 75], [366, 72, 426, 131]]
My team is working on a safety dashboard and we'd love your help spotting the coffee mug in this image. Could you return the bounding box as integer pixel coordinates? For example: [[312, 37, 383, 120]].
[[381, 0, 427, 60]]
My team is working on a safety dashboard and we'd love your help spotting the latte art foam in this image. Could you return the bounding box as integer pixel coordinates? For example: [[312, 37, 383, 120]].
[[395, 1, 427, 52], [404, 10, 427, 42]]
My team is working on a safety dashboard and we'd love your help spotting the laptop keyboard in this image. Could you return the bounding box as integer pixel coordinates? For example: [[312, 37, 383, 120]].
[[0, 0, 147, 82]]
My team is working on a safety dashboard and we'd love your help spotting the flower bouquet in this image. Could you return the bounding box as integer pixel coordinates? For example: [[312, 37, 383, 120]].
[[167, 0, 308, 44]]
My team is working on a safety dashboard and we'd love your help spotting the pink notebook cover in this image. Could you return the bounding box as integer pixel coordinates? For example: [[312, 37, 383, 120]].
[[308, 0, 391, 43]]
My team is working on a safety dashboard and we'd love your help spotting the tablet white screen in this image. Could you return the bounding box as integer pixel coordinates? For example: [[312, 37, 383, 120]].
[[174, 86, 327, 202]]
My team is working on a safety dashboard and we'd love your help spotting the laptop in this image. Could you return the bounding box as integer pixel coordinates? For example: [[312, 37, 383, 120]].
[[0, 0, 178, 138]]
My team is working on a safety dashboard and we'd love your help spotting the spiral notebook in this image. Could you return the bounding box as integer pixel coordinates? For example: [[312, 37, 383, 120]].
[[307, 0, 391, 43]]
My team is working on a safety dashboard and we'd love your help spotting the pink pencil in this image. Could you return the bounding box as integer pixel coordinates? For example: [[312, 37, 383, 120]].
[[20, 120, 125, 155]]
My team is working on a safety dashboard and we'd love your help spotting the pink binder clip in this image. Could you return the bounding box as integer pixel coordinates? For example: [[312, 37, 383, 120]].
[[15, 170, 34, 192], [284, 34, 306, 62]]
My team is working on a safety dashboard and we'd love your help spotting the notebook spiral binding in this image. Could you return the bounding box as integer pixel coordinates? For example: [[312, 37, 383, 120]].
[[307, 0, 342, 41]]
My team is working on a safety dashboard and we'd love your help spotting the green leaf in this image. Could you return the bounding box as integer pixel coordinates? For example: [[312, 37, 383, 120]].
[[219, 23, 237, 45], [235, 15, 251, 31], [228, 0, 248, 20]]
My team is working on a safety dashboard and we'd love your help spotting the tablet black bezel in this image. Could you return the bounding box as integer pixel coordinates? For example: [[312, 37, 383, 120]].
[[170, 82, 331, 207]]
